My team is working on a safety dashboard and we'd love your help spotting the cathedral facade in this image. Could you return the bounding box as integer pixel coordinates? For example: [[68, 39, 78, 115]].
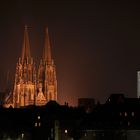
[[4, 26, 57, 108]]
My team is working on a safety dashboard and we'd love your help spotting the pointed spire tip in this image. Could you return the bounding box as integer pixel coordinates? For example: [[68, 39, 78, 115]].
[[21, 25, 31, 62]]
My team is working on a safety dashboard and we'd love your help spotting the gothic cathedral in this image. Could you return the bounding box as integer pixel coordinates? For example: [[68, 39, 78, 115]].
[[4, 26, 57, 108]]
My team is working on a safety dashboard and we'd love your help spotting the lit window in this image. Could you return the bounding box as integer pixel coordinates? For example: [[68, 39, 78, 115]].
[[125, 112, 127, 117], [65, 129, 68, 134], [38, 116, 40, 119], [35, 122, 37, 127], [21, 133, 24, 138], [39, 122, 41, 127], [132, 112, 134, 117]]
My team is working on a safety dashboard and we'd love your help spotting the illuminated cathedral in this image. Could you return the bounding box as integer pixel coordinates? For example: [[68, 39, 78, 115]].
[[4, 26, 57, 108]]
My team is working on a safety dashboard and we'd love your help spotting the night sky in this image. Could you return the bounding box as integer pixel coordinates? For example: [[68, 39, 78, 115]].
[[0, 0, 140, 106]]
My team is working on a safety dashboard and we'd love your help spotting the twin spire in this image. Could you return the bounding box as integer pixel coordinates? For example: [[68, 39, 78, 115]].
[[43, 28, 52, 64], [21, 25, 52, 64], [21, 25, 31, 63]]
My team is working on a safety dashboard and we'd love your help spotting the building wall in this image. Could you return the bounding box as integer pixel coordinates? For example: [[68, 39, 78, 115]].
[[57, 129, 140, 140], [127, 130, 140, 140], [137, 71, 140, 98]]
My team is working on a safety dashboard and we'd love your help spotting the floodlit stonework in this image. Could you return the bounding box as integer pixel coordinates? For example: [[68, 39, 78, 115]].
[[4, 26, 57, 108]]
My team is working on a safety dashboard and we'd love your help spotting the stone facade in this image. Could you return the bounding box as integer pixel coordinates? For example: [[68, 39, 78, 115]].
[[4, 26, 57, 108]]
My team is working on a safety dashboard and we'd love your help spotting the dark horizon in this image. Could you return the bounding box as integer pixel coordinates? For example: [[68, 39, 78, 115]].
[[0, 0, 140, 106]]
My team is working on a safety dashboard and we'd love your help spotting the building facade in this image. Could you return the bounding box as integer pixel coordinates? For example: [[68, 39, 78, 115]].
[[137, 71, 140, 98], [4, 26, 57, 108]]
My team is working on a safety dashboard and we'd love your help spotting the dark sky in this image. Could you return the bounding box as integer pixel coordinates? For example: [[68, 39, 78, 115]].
[[0, 0, 140, 106]]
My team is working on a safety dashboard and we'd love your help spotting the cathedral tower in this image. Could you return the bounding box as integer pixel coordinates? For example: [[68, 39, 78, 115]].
[[37, 28, 57, 104], [4, 26, 57, 108], [12, 26, 36, 108]]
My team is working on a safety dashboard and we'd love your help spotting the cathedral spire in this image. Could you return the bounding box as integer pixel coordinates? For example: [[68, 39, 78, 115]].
[[43, 27, 52, 65], [21, 25, 31, 63]]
